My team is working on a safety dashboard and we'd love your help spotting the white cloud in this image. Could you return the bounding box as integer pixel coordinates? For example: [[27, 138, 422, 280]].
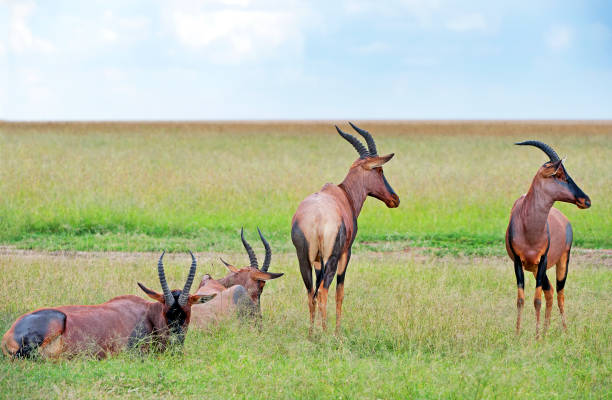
[[14, 68, 54, 108], [402, 56, 437, 67], [446, 13, 487, 32], [99, 28, 119, 43], [102, 67, 126, 81], [343, 0, 441, 26], [352, 41, 391, 54], [8, 2, 55, 54], [99, 13, 151, 44], [167, 2, 308, 64], [546, 26, 572, 50]]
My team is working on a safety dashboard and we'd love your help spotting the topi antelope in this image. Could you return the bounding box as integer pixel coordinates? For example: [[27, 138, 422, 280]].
[[212, 227, 284, 307], [291, 122, 399, 333], [506, 141, 591, 337], [189, 228, 283, 329], [1, 251, 215, 359]]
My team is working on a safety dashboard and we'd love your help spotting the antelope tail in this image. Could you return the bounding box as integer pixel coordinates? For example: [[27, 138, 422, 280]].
[[313, 253, 325, 299]]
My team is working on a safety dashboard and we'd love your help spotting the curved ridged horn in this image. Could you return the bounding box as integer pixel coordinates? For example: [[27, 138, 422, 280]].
[[219, 257, 231, 267], [515, 140, 560, 162], [178, 251, 197, 306], [157, 251, 175, 306], [336, 125, 369, 159], [241, 227, 259, 269], [349, 122, 377, 157], [257, 227, 271, 272]]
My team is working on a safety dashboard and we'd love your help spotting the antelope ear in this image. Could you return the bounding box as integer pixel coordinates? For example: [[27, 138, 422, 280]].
[[138, 282, 164, 302], [189, 293, 217, 304], [364, 153, 394, 169], [220, 258, 240, 273], [251, 270, 284, 281], [544, 159, 563, 177]]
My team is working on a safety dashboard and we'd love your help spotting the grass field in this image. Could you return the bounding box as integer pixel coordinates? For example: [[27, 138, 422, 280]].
[[1, 121, 610, 254], [0, 121, 610, 398], [1, 249, 611, 399]]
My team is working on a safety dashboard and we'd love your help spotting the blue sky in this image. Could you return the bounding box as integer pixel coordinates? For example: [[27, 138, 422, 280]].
[[1, 0, 611, 120]]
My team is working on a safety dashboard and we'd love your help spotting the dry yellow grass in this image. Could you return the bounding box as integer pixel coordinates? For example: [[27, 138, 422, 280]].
[[0, 121, 610, 253]]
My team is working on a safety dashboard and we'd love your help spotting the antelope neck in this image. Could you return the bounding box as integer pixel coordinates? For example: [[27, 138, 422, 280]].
[[217, 275, 235, 288], [339, 170, 367, 218], [520, 180, 555, 243]]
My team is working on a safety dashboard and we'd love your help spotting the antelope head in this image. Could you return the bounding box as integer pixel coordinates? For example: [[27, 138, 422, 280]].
[[138, 251, 216, 344], [219, 228, 284, 305], [336, 122, 400, 208], [517, 140, 591, 209]]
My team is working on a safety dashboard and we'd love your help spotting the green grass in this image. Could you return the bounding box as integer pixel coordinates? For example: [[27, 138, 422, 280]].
[[1, 250, 610, 398], [1, 121, 610, 254]]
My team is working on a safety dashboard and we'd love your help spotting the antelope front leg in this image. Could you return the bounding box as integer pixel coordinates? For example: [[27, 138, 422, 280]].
[[542, 275, 554, 335], [534, 287, 543, 338], [534, 255, 548, 339], [513, 258, 525, 335]]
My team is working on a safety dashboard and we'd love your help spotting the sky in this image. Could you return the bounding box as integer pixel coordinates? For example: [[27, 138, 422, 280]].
[[1, 0, 611, 120]]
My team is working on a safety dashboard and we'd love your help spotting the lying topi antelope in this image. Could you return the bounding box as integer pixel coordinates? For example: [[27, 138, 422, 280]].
[[292, 122, 399, 333], [190, 228, 283, 328], [212, 228, 283, 305], [1, 251, 216, 359], [506, 141, 591, 337]]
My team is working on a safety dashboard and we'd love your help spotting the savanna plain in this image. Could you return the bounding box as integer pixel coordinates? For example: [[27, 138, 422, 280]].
[[0, 121, 611, 399]]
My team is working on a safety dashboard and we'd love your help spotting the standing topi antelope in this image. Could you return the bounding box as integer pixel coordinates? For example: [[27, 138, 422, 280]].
[[292, 122, 399, 333], [506, 141, 591, 337], [1, 251, 215, 359]]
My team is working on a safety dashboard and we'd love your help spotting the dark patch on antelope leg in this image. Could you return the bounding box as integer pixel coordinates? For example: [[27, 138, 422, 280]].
[[314, 264, 323, 297], [292, 222, 313, 293], [565, 222, 573, 247], [128, 318, 152, 350], [322, 222, 346, 290], [513, 257, 525, 334], [508, 217, 524, 289], [233, 285, 258, 320], [536, 224, 551, 289], [232, 285, 248, 305], [508, 219, 525, 334], [534, 252, 548, 339], [293, 221, 317, 331], [13, 309, 66, 358], [513, 257, 524, 289], [336, 249, 351, 286], [557, 249, 570, 292], [536, 256, 548, 288], [557, 224, 572, 292]]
